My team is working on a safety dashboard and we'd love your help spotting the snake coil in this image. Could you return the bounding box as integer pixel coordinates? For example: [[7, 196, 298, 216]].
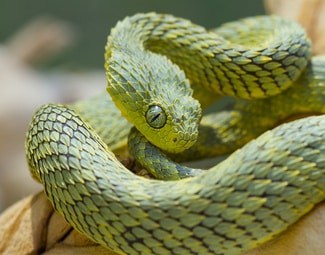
[[26, 13, 325, 255]]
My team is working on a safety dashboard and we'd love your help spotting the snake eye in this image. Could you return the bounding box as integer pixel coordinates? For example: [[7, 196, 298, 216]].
[[146, 105, 167, 129]]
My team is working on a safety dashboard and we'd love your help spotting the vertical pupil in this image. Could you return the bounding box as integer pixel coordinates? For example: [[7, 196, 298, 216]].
[[150, 113, 160, 123]]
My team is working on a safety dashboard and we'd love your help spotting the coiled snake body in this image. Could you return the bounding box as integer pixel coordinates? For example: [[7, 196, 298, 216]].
[[26, 13, 325, 255]]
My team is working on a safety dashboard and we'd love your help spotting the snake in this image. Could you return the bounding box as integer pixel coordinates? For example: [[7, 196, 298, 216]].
[[25, 13, 325, 255]]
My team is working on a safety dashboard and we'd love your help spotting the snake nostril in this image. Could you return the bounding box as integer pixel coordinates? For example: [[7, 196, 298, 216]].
[[173, 138, 177, 143]]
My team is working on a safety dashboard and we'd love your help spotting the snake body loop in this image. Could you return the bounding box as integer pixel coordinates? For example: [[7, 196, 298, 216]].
[[105, 13, 311, 154], [26, 13, 325, 255]]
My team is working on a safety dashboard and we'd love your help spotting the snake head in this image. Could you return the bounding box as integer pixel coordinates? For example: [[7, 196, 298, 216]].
[[143, 95, 201, 153], [106, 49, 201, 153]]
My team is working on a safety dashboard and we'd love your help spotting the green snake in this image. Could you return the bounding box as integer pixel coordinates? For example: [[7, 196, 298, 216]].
[[25, 13, 325, 255]]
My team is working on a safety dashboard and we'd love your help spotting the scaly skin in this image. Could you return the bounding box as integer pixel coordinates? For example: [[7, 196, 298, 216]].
[[105, 13, 310, 153], [26, 13, 325, 255]]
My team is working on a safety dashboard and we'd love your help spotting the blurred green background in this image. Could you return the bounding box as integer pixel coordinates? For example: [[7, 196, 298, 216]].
[[1, 0, 265, 69]]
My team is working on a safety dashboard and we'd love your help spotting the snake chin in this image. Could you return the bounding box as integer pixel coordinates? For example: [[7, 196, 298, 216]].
[[170, 131, 198, 153]]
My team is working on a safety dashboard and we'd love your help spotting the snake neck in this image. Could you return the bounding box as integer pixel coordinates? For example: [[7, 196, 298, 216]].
[[128, 127, 205, 180]]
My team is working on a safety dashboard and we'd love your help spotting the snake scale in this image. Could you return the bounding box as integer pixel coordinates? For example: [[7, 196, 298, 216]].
[[26, 13, 325, 255]]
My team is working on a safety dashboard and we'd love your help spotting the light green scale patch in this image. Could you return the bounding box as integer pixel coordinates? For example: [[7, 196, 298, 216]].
[[183, 237, 205, 253], [203, 234, 224, 248], [214, 221, 238, 236], [242, 197, 266, 212], [180, 213, 205, 228], [283, 56, 299, 66], [132, 243, 152, 254], [171, 226, 192, 240], [221, 207, 245, 221], [115, 236, 129, 247], [143, 237, 161, 248], [48, 113, 57, 122], [103, 223, 119, 236], [253, 55, 272, 64]]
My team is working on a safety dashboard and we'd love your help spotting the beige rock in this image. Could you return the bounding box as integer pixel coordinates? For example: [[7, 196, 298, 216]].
[[0, 193, 117, 255], [0, 192, 324, 255]]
